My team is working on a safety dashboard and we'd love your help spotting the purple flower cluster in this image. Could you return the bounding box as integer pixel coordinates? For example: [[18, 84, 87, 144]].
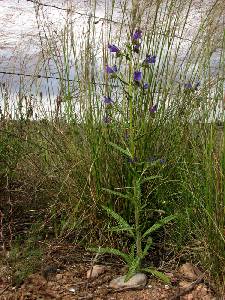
[[132, 29, 142, 53], [132, 30, 156, 89], [105, 29, 159, 118]]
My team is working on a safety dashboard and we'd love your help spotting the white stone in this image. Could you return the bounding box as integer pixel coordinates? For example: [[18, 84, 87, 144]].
[[164, 284, 170, 289], [109, 273, 147, 289]]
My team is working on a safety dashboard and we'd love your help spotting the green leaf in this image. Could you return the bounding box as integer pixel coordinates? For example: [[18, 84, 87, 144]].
[[142, 237, 153, 259], [109, 225, 134, 236], [142, 215, 176, 239], [102, 206, 134, 237], [102, 188, 130, 200], [129, 243, 135, 262], [125, 256, 141, 281], [87, 247, 131, 264], [108, 142, 132, 158], [141, 268, 170, 284]]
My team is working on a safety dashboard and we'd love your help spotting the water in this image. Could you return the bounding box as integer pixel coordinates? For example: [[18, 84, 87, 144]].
[[0, 0, 224, 118]]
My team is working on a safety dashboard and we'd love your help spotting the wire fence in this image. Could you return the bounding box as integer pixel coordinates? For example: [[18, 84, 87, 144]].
[[0, 10, 192, 81], [0, 0, 222, 90]]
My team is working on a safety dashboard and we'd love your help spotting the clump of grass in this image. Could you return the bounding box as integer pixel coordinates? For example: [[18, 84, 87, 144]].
[[6, 237, 43, 286]]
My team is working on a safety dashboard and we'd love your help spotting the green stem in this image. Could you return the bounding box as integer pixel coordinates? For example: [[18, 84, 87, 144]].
[[134, 178, 142, 259]]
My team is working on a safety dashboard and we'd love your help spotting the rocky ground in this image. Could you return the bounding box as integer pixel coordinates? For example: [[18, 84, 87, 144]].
[[0, 242, 219, 300]]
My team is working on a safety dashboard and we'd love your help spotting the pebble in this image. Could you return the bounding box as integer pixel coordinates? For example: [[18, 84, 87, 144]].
[[179, 263, 201, 280], [164, 284, 170, 289], [55, 274, 63, 280], [86, 265, 107, 279], [109, 273, 147, 289], [179, 280, 215, 300], [68, 287, 76, 293]]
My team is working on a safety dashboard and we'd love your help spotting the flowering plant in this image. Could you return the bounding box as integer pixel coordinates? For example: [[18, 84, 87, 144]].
[[89, 30, 175, 283]]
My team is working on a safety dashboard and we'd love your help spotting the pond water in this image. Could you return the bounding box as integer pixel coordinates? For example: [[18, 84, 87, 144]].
[[0, 0, 224, 118]]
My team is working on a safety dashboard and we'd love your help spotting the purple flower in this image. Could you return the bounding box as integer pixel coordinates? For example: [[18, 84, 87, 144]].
[[127, 156, 138, 164], [159, 158, 166, 164], [150, 104, 157, 113], [148, 156, 166, 164], [144, 82, 149, 89], [133, 44, 141, 53], [143, 55, 156, 65], [106, 65, 118, 74], [103, 114, 111, 123], [134, 71, 142, 82], [184, 81, 201, 91], [132, 29, 142, 40], [184, 82, 192, 89], [108, 44, 120, 53], [103, 96, 113, 105], [194, 81, 201, 90]]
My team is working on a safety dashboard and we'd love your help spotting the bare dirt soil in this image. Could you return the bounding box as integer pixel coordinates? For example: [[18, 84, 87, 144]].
[[0, 242, 218, 300]]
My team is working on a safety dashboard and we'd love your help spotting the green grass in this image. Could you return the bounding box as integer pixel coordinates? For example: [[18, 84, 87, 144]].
[[0, 0, 224, 291]]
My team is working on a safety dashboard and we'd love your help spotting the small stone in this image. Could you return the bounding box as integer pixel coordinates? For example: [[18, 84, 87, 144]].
[[179, 263, 201, 280], [195, 283, 208, 294], [164, 284, 170, 289], [55, 274, 63, 280], [87, 265, 106, 279], [68, 287, 76, 293], [109, 273, 147, 289], [148, 284, 153, 288]]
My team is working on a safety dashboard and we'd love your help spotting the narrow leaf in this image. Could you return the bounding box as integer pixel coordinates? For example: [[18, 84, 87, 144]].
[[125, 257, 141, 281], [108, 142, 132, 158], [102, 188, 130, 200], [142, 215, 176, 239], [109, 225, 134, 235], [142, 237, 153, 259], [102, 206, 134, 237], [141, 268, 170, 284], [88, 247, 131, 264], [129, 243, 135, 262]]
